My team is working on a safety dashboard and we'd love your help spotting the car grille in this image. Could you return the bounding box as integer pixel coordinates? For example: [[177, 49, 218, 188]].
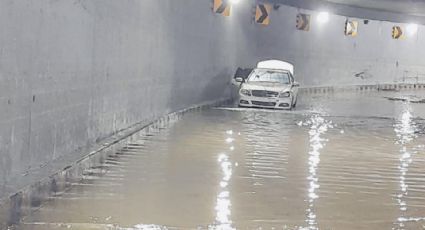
[[251, 90, 279, 98], [252, 101, 276, 107]]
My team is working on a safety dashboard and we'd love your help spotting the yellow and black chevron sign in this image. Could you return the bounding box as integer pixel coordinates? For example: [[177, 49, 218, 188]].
[[255, 4, 271, 25], [392, 26, 403, 39], [213, 0, 231, 17], [344, 20, 358, 36], [296, 13, 310, 31]]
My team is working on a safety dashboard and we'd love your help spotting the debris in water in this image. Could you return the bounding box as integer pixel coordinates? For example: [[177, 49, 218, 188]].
[[385, 96, 425, 103]]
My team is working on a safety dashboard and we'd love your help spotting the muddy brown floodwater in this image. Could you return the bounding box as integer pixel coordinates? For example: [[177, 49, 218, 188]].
[[17, 91, 425, 230]]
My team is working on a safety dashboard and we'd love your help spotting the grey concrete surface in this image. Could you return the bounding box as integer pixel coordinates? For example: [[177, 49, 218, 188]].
[[255, 4, 425, 86], [324, 0, 425, 16], [269, 0, 425, 24], [0, 0, 257, 202]]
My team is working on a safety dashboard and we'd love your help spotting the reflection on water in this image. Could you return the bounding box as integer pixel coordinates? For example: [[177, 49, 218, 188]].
[[300, 116, 333, 230], [393, 103, 424, 229], [17, 91, 425, 230], [210, 130, 234, 230], [213, 154, 232, 229], [119, 224, 169, 230]]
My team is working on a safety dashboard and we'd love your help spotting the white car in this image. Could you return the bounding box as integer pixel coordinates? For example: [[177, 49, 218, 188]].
[[235, 60, 300, 110]]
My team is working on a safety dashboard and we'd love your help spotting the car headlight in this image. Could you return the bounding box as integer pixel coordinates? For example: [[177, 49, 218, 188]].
[[240, 89, 252, 96], [279, 92, 291, 98]]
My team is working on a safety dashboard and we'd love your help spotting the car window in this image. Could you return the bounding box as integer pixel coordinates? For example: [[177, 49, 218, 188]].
[[248, 69, 290, 84]]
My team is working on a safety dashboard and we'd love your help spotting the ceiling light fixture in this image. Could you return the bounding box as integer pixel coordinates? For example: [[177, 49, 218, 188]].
[[317, 11, 329, 24], [229, 0, 241, 4], [406, 23, 419, 36]]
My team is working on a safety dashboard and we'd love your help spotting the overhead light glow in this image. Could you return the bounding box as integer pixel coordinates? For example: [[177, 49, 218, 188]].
[[406, 23, 418, 36], [317, 11, 329, 24], [229, 0, 241, 4]]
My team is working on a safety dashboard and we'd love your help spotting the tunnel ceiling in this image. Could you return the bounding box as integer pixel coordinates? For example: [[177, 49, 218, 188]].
[[269, 0, 425, 24], [320, 0, 425, 16]]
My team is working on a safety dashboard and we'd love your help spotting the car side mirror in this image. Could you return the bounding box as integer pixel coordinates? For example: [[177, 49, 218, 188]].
[[293, 81, 300, 87], [235, 77, 244, 83]]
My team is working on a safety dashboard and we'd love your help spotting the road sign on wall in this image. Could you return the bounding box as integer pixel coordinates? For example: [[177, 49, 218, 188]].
[[392, 26, 403, 39], [255, 4, 271, 25], [213, 0, 231, 16], [344, 20, 358, 36], [296, 13, 310, 31]]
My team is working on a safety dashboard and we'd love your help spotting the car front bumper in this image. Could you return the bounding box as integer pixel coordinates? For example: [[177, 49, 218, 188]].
[[239, 95, 292, 109]]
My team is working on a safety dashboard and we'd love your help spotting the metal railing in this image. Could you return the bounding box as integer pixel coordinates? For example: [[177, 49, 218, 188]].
[[398, 71, 425, 84]]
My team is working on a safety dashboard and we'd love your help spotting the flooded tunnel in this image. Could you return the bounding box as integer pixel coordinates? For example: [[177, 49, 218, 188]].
[[2, 0, 425, 229]]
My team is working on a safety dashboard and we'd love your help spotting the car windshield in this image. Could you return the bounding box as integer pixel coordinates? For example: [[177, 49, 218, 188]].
[[248, 69, 291, 84]]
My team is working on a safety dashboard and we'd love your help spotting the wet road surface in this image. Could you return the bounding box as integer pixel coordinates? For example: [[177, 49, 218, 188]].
[[17, 91, 425, 230]]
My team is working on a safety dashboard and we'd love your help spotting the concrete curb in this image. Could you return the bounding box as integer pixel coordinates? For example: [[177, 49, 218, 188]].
[[0, 98, 230, 229], [299, 83, 425, 95]]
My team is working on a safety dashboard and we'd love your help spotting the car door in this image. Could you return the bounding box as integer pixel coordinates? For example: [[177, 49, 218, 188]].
[[230, 78, 242, 104], [230, 68, 253, 104], [290, 73, 299, 104]]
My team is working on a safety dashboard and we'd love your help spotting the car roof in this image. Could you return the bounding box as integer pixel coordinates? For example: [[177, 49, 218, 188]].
[[253, 68, 292, 77], [257, 60, 294, 75]]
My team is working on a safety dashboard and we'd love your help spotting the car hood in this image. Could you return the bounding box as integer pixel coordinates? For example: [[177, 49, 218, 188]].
[[242, 82, 292, 92]]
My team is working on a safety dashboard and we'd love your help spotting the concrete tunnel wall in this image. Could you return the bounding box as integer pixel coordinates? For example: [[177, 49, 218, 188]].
[[0, 0, 259, 200], [255, 4, 425, 86]]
